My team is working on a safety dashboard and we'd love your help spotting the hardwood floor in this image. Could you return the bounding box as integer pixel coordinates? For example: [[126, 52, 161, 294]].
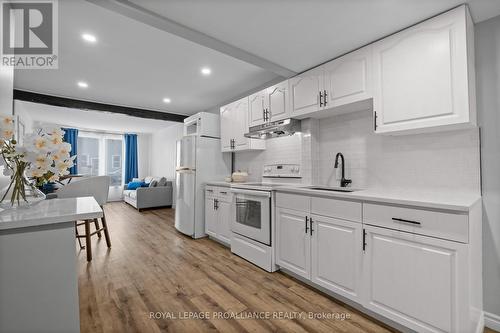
[[77, 202, 486, 333]]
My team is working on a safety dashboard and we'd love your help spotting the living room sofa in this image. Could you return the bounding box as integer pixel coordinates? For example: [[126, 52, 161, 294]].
[[123, 176, 173, 211]]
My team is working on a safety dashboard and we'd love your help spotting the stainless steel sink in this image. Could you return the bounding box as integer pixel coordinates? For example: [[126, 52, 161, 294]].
[[305, 186, 356, 193]]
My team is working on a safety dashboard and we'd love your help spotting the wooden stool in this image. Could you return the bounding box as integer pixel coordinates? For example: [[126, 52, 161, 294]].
[[75, 206, 111, 261]]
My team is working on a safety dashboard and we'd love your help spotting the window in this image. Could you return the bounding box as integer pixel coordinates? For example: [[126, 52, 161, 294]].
[[105, 139, 123, 186], [77, 132, 124, 187], [77, 136, 100, 176]]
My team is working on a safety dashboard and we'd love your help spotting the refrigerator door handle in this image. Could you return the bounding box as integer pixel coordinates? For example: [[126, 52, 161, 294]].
[[176, 167, 196, 172]]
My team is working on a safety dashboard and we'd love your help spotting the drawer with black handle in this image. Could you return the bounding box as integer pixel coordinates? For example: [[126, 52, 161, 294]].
[[363, 203, 468, 243]]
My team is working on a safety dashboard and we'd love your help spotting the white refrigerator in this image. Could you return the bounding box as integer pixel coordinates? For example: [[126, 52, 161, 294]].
[[174, 135, 231, 238]]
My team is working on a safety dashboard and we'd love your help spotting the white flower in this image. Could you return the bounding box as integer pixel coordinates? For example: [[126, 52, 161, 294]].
[[28, 136, 50, 152], [49, 135, 64, 146], [58, 142, 72, 154], [33, 154, 50, 169], [27, 167, 45, 178], [53, 160, 73, 176]]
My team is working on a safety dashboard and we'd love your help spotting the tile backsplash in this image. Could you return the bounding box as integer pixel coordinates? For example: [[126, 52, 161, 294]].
[[235, 110, 481, 193], [234, 134, 302, 182]]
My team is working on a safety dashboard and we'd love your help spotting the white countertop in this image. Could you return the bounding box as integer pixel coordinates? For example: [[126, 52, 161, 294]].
[[205, 181, 232, 187], [275, 186, 481, 212], [0, 197, 103, 231]]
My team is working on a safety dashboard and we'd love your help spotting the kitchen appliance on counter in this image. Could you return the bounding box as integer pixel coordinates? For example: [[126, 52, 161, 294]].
[[175, 115, 231, 239], [230, 164, 302, 272]]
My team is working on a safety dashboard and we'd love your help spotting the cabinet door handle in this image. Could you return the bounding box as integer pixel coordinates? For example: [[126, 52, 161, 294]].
[[362, 229, 367, 251], [392, 217, 421, 225], [206, 189, 213, 192], [374, 111, 378, 131], [215, 199, 219, 210], [323, 90, 328, 106], [319, 91, 323, 107], [265, 108, 269, 121], [263, 109, 266, 122], [305, 216, 309, 234], [310, 217, 314, 235], [213, 198, 216, 210], [220, 191, 227, 195]]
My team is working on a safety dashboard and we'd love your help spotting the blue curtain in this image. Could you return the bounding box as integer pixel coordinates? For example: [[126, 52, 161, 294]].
[[62, 128, 78, 174], [124, 133, 138, 183]]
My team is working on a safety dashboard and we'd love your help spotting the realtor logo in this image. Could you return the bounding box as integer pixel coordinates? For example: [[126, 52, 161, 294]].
[[1, 0, 58, 68]]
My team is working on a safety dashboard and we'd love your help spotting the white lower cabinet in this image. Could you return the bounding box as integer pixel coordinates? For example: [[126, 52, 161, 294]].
[[311, 214, 363, 302], [275, 192, 481, 333], [276, 194, 363, 304], [363, 225, 467, 333], [205, 195, 218, 238], [276, 207, 311, 279], [204, 186, 232, 245], [216, 199, 232, 244]]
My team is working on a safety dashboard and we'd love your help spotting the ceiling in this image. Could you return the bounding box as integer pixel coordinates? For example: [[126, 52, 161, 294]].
[[14, 0, 277, 116], [133, 0, 500, 72], [17, 101, 179, 134], [14, 0, 500, 116]]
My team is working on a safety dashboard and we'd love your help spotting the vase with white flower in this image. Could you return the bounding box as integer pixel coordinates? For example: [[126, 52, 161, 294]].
[[0, 117, 76, 209]]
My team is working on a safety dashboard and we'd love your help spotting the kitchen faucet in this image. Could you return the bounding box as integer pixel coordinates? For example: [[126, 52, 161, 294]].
[[334, 152, 352, 188]]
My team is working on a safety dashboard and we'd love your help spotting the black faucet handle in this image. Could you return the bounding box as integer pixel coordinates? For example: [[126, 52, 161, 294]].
[[341, 178, 352, 187]]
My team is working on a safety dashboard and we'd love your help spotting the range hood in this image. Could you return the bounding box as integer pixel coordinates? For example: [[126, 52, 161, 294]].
[[244, 118, 301, 139]]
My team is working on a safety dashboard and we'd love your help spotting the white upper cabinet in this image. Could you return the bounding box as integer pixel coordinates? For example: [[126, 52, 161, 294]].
[[372, 5, 476, 134], [289, 67, 323, 117], [232, 97, 250, 148], [220, 104, 233, 151], [266, 80, 290, 121], [323, 46, 372, 108], [290, 46, 373, 119], [248, 90, 266, 127], [220, 97, 265, 152], [249, 80, 291, 127]]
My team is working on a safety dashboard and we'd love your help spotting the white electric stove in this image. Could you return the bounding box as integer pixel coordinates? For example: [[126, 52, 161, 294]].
[[230, 164, 302, 272]]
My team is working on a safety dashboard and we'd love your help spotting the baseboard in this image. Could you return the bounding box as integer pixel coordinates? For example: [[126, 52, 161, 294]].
[[485, 311, 500, 332]]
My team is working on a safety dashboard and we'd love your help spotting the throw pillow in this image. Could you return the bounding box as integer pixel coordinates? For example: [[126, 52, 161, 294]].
[[157, 177, 168, 186], [149, 180, 158, 187], [127, 181, 146, 190]]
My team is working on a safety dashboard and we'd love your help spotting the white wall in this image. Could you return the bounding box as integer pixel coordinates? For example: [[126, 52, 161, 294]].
[[0, 61, 13, 117], [13, 100, 35, 134], [318, 110, 481, 193], [476, 14, 500, 321], [0, 61, 13, 189], [150, 123, 184, 205]]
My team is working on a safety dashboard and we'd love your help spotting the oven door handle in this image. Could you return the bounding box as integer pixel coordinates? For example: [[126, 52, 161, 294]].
[[230, 188, 271, 198]]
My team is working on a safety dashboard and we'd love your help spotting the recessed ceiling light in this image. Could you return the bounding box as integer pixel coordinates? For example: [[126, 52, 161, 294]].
[[201, 67, 211, 76], [77, 81, 88, 88], [163, 97, 171, 104], [82, 33, 97, 43]]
